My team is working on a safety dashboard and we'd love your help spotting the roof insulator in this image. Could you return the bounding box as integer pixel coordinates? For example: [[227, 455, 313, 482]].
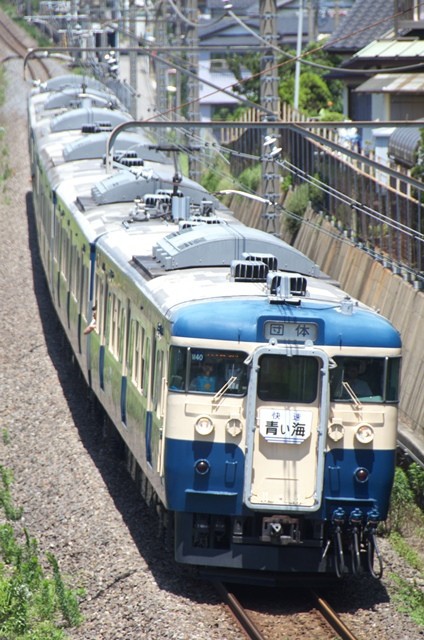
[[267, 272, 307, 299]]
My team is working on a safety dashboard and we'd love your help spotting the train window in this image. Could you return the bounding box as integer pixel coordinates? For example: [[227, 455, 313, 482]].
[[54, 215, 61, 262], [118, 306, 126, 364], [95, 278, 104, 337], [385, 357, 400, 402], [131, 321, 146, 390], [153, 350, 164, 412], [330, 357, 400, 403], [70, 245, 78, 299], [82, 264, 89, 319], [257, 354, 319, 403], [109, 293, 121, 359], [60, 231, 69, 280], [168, 347, 248, 396]]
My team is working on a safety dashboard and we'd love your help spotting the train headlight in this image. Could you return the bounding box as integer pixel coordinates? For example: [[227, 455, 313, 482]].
[[195, 416, 214, 436], [354, 467, 369, 483], [226, 418, 242, 437], [355, 423, 374, 444], [328, 422, 344, 442], [195, 459, 210, 475]]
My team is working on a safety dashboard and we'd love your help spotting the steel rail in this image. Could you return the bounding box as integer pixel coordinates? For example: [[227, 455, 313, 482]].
[[0, 18, 50, 82], [213, 581, 265, 640], [397, 431, 424, 469], [312, 591, 360, 640]]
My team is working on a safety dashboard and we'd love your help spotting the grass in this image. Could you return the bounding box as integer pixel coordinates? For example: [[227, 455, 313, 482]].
[[389, 573, 424, 627], [0, 1, 51, 47], [385, 464, 424, 628], [0, 464, 84, 638]]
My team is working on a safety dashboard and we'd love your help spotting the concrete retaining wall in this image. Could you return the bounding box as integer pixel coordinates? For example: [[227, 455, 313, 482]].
[[228, 197, 424, 440]]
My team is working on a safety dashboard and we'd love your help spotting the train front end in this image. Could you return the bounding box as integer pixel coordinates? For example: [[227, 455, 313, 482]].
[[163, 276, 401, 579]]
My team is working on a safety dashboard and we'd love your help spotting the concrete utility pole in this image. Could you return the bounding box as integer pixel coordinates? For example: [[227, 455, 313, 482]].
[[184, 0, 201, 183], [259, 0, 281, 233], [155, 1, 169, 142], [294, 0, 304, 111], [129, 0, 138, 118]]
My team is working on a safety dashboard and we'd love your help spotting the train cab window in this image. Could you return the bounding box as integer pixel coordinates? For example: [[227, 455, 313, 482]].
[[257, 354, 319, 403], [330, 357, 400, 403], [169, 347, 248, 396]]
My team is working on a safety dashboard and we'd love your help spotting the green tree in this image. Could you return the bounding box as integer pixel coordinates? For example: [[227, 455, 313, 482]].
[[227, 41, 344, 117], [411, 129, 424, 184], [279, 70, 333, 116]]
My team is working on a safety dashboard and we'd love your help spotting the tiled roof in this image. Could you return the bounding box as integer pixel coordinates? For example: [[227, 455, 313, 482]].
[[207, 0, 257, 12], [325, 0, 395, 53]]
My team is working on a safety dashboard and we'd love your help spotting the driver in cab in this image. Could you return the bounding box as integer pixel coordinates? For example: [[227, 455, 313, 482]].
[[190, 361, 217, 393]]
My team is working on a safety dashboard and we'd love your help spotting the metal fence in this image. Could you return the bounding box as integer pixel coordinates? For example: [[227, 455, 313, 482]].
[[221, 108, 424, 285]]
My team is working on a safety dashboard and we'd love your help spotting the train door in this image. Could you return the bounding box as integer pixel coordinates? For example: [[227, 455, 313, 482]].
[[243, 345, 331, 513], [120, 299, 131, 425], [145, 329, 167, 473]]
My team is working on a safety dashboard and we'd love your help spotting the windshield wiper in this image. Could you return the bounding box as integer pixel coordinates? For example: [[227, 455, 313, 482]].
[[341, 381, 362, 408], [213, 376, 237, 403]]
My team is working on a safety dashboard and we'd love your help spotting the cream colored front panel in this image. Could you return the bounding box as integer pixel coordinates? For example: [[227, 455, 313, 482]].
[[248, 405, 320, 507]]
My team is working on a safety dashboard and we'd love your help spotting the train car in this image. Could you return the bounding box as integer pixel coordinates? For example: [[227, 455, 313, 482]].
[[28, 74, 402, 582]]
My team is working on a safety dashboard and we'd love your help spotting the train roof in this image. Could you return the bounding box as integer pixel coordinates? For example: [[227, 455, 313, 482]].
[[34, 74, 114, 94], [50, 106, 132, 133], [35, 127, 170, 171], [42, 87, 122, 111], [29, 74, 401, 349], [94, 219, 401, 348], [62, 131, 171, 164]]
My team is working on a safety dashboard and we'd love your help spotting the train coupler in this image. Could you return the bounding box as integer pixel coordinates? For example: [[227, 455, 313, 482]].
[[261, 515, 301, 545]]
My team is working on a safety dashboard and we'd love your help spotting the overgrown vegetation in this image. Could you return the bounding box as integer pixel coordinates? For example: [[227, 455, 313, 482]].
[[0, 64, 5, 108], [279, 174, 325, 238], [385, 464, 424, 627], [200, 154, 238, 194], [0, 51, 12, 200], [387, 464, 424, 535], [226, 42, 344, 119], [411, 129, 424, 192], [0, 1, 51, 46], [0, 464, 84, 638]]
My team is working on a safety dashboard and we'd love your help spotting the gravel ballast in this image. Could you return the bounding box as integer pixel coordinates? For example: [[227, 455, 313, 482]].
[[0, 12, 423, 640]]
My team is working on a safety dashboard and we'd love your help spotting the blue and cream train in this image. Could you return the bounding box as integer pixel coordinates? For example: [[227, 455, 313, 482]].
[[28, 73, 402, 581]]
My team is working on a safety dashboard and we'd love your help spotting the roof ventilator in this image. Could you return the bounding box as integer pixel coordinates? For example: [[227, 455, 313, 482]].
[[81, 122, 113, 133], [243, 252, 278, 271], [119, 157, 144, 167], [231, 260, 269, 282], [267, 272, 307, 304], [126, 193, 173, 223], [101, 151, 145, 167]]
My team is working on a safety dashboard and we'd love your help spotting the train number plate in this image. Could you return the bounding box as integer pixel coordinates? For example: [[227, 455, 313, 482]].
[[258, 408, 312, 444]]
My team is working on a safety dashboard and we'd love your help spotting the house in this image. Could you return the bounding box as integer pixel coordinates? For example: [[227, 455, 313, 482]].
[[324, 0, 424, 122], [197, 0, 355, 118], [324, 0, 424, 160]]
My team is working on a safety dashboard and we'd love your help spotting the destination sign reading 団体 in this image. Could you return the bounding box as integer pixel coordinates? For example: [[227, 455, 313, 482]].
[[264, 321, 318, 343]]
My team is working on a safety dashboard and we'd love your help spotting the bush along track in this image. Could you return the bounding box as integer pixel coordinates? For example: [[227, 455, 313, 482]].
[[385, 464, 424, 627], [0, 464, 84, 639]]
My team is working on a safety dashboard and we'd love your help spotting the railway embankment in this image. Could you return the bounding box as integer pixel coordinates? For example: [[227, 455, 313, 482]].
[[231, 198, 424, 452]]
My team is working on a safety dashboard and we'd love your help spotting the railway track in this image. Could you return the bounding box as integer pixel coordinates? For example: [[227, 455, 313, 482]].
[[214, 581, 361, 640], [0, 13, 50, 83]]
